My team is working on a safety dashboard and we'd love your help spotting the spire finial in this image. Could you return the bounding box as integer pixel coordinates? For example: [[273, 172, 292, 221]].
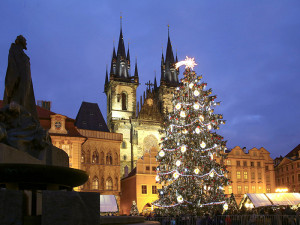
[[120, 12, 122, 30], [168, 24, 170, 38]]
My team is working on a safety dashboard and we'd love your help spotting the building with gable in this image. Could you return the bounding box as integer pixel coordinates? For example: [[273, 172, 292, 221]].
[[104, 24, 179, 177], [275, 144, 300, 193]]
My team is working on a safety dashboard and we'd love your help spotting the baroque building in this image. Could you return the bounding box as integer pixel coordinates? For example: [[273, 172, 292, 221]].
[[274, 144, 300, 193], [104, 25, 179, 176]]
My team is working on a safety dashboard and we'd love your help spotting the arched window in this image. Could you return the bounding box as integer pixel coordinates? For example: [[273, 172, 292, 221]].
[[124, 165, 129, 177], [86, 150, 91, 163], [81, 150, 85, 163], [92, 177, 99, 190], [106, 177, 113, 190], [106, 153, 113, 165], [122, 141, 127, 149], [100, 151, 104, 164], [121, 92, 127, 110], [114, 153, 118, 165], [92, 151, 99, 164], [101, 177, 104, 190]]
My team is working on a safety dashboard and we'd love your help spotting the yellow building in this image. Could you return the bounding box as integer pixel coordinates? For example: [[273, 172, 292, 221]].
[[120, 149, 161, 215], [224, 146, 276, 204], [275, 144, 300, 193]]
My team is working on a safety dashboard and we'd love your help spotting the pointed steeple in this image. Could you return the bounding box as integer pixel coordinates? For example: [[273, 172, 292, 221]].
[[134, 58, 138, 77], [176, 50, 178, 63], [105, 66, 108, 85], [154, 75, 157, 89], [127, 43, 130, 62], [165, 25, 175, 64], [117, 18, 126, 59]]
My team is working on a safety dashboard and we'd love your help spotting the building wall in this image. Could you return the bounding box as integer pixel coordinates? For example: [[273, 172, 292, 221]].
[[275, 157, 300, 192], [224, 146, 275, 204]]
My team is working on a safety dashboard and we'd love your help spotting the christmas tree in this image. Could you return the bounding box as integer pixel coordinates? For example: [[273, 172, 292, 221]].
[[130, 200, 139, 216], [153, 57, 230, 215]]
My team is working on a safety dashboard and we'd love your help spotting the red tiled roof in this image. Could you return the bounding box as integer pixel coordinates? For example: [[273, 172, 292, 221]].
[[0, 100, 84, 138]]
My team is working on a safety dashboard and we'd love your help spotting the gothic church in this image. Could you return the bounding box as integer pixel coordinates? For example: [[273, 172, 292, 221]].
[[104, 25, 179, 176]]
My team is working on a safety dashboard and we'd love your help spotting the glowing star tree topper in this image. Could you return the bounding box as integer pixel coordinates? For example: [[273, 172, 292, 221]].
[[175, 56, 198, 70]]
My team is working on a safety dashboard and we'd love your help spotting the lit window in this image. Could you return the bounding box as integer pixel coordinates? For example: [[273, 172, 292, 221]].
[[152, 186, 157, 194], [267, 188, 271, 193], [244, 186, 249, 193], [106, 178, 113, 190], [228, 186, 233, 194], [142, 185, 147, 194], [237, 171, 241, 179], [252, 186, 256, 193], [227, 160, 231, 165], [62, 144, 71, 157], [81, 150, 85, 163], [92, 177, 99, 190], [258, 186, 262, 192], [92, 151, 99, 164], [237, 186, 242, 194], [244, 172, 248, 179]]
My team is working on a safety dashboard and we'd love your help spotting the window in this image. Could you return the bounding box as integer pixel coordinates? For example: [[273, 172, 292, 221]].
[[237, 161, 241, 167], [257, 162, 261, 167], [282, 178, 285, 184], [86, 150, 91, 163], [298, 162, 300, 168], [227, 172, 231, 179], [146, 166, 150, 171], [92, 177, 99, 190], [237, 186, 242, 194], [258, 173, 262, 180], [124, 165, 129, 176], [252, 186, 256, 193], [266, 175, 270, 182], [286, 166, 289, 171], [106, 153, 113, 165], [253, 152, 257, 156], [267, 188, 271, 193], [142, 185, 147, 194], [281, 167, 283, 172], [258, 186, 262, 192], [227, 160, 231, 165], [114, 153, 118, 165], [244, 172, 248, 179], [115, 177, 118, 190], [106, 177, 113, 190], [292, 175, 295, 182], [62, 144, 70, 157], [243, 161, 247, 167], [251, 172, 255, 180], [101, 177, 104, 190], [152, 186, 157, 194], [265, 166, 269, 171], [292, 164, 294, 169], [92, 151, 99, 164], [251, 162, 254, 167], [236, 171, 241, 179], [244, 186, 249, 193], [287, 177, 290, 183], [81, 150, 85, 163], [122, 92, 127, 110], [152, 166, 156, 171], [228, 186, 233, 194], [123, 155, 127, 161], [122, 141, 127, 149]]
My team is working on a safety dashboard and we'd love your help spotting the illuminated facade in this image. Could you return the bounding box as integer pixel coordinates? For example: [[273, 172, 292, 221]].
[[274, 144, 300, 193], [104, 25, 179, 176], [224, 146, 276, 204], [120, 149, 162, 215]]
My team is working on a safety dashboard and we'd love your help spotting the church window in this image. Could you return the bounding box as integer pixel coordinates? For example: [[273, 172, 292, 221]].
[[81, 150, 85, 163], [100, 152, 104, 164], [122, 141, 127, 149], [92, 151, 99, 164], [121, 92, 127, 110], [106, 177, 113, 190], [92, 177, 99, 190], [106, 153, 113, 165]]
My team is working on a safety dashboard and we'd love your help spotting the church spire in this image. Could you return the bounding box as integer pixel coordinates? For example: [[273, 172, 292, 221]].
[[127, 43, 130, 62]]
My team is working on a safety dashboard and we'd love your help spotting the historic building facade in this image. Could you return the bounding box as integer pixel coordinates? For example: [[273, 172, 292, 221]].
[[224, 146, 276, 204], [120, 149, 162, 215], [274, 144, 300, 193], [104, 26, 179, 176]]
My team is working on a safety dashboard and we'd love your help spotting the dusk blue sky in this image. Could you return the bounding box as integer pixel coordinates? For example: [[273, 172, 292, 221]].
[[0, 1, 299, 158]]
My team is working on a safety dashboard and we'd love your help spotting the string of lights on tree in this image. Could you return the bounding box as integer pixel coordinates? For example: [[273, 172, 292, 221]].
[[153, 57, 230, 215]]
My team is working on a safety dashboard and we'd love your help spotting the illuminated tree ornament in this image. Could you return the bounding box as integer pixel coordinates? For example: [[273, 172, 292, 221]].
[[207, 124, 212, 130], [195, 127, 200, 134], [194, 168, 200, 174], [175, 56, 198, 70], [200, 141, 206, 148], [194, 90, 200, 96], [159, 150, 165, 157], [199, 115, 204, 122], [176, 160, 181, 167], [180, 111, 186, 117], [223, 203, 228, 210], [175, 103, 181, 110], [189, 83, 194, 89], [193, 103, 200, 110], [182, 129, 188, 134], [209, 171, 214, 178], [177, 195, 184, 203], [156, 175, 160, 182], [181, 145, 187, 153], [173, 172, 180, 179]]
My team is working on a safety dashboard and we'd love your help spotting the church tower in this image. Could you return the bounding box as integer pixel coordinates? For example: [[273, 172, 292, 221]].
[[104, 20, 139, 132], [159, 26, 179, 113]]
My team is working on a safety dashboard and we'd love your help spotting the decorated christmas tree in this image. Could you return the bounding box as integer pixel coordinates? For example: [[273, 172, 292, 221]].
[[130, 200, 139, 216], [153, 57, 230, 215]]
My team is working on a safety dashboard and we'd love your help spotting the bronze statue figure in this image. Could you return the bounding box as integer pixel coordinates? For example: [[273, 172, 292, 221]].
[[3, 35, 38, 121]]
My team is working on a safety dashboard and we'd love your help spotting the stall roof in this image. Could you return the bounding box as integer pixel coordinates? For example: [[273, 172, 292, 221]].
[[242, 193, 300, 208], [100, 195, 118, 212]]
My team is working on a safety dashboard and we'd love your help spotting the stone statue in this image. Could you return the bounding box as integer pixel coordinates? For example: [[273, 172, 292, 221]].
[[0, 35, 52, 159], [3, 35, 38, 121]]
